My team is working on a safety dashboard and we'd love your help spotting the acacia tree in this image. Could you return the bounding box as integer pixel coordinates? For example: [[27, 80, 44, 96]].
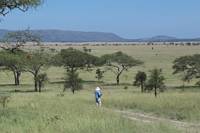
[[134, 71, 147, 92], [1, 30, 40, 53], [0, 0, 42, 16], [146, 68, 165, 97], [102, 51, 143, 85], [173, 55, 200, 87], [0, 50, 26, 85], [24, 50, 50, 92], [55, 48, 102, 94]]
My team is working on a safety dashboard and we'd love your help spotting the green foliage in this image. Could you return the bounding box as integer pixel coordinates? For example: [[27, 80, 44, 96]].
[[95, 68, 104, 81], [64, 71, 83, 94], [0, 50, 26, 69], [102, 51, 143, 66], [146, 68, 165, 97], [173, 54, 200, 86], [134, 71, 147, 92], [0, 50, 27, 85], [55, 48, 102, 71], [123, 86, 128, 90], [102, 51, 143, 85], [0, 0, 42, 16], [195, 81, 200, 86]]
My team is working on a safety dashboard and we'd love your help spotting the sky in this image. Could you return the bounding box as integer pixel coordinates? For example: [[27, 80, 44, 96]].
[[0, 0, 200, 39]]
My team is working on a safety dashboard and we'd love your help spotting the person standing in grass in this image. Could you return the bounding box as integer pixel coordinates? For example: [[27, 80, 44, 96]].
[[95, 86, 103, 107]]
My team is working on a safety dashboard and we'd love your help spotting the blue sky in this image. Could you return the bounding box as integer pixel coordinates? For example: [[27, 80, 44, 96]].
[[0, 0, 200, 38]]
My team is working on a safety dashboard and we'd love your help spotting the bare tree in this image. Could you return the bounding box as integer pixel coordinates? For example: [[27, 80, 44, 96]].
[[1, 30, 40, 53]]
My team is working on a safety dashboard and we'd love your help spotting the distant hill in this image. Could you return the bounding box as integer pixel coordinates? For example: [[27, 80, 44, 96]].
[[0, 29, 126, 42], [0, 29, 200, 42], [145, 35, 178, 42], [129, 35, 200, 42]]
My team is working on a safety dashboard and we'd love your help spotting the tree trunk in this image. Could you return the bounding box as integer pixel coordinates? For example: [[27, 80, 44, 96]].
[[72, 89, 75, 94], [34, 74, 38, 92], [38, 82, 42, 93], [116, 67, 125, 85], [154, 86, 157, 97], [13, 71, 17, 86], [13, 69, 21, 86], [16, 71, 21, 85], [141, 81, 144, 93], [116, 74, 120, 85]]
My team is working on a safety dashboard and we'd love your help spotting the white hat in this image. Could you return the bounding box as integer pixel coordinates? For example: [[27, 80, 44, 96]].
[[96, 87, 101, 91]]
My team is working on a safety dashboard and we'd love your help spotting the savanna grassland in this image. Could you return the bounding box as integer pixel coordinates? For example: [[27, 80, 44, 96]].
[[0, 45, 200, 133]]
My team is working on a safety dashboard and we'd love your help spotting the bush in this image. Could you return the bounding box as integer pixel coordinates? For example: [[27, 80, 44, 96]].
[[123, 86, 128, 90], [196, 81, 200, 86], [64, 71, 83, 94]]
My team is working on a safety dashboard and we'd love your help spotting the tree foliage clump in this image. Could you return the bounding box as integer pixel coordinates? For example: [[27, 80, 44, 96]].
[[0, 50, 27, 85], [64, 71, 83, 94], [102, 51, 143, 85], [173, 54, 200, 86], [0, 0, 42, 16], [134, 71, 147, 92], [146, 68, 165, 97], [95, 68, 104, 81], [58, 48, 102, 71]]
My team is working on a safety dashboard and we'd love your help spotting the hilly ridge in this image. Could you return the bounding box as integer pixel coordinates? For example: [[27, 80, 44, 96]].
[[0, 29, 126, 42], [0, 29, 200, 42]]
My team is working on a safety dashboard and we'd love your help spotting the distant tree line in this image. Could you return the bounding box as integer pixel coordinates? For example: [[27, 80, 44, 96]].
[[59, 42, 200, 47]]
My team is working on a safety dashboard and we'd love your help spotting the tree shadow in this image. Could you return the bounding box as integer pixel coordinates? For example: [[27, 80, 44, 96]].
[[49, 80, 103, 85], [0, 84, 32, 87], [103, 83, 132, 86], [10, 90, 36, 93], [169, 85, 200, 89], [0, 84, 17, 87], [0, 84, 36, 94]]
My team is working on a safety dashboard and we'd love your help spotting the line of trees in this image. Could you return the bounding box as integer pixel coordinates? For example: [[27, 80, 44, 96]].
[[0, 31, 145, 94], [1, 31, 200, 96]]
